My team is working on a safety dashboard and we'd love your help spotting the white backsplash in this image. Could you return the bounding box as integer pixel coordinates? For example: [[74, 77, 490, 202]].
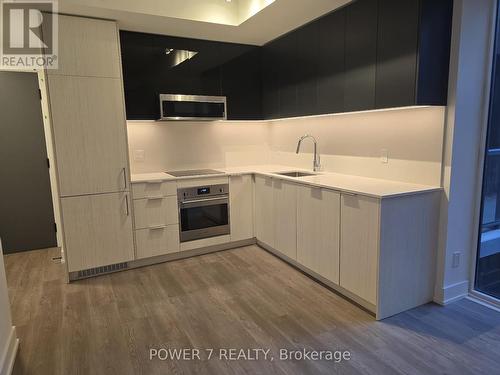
[[127, 106, 445, 185]]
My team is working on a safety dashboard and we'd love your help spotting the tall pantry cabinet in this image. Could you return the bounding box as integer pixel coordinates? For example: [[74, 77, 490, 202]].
[[43, 15, 135, 276]]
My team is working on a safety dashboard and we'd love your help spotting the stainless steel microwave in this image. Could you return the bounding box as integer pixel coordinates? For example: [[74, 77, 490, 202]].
[[159, 94, 227, 121]]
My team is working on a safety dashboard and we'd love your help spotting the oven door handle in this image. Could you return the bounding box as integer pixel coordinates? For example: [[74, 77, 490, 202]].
[[180, 196, 228, 208]]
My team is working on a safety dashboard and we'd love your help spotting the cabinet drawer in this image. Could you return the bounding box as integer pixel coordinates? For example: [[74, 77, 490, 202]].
[[133, 196, 178, 229], [132, 180, 177, 199], [135, 225, 179, 259]]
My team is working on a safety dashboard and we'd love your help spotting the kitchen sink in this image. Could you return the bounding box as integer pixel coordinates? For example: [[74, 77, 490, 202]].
[[274, 171, 317, 178]]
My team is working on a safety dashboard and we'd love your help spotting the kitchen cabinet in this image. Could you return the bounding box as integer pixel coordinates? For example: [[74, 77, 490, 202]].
[[133, 196, 178, 229], [254, 175, 275, 248], [317, 8, 346, 115], [135, 225, 179, 259], [297, 186, 340, 284], [339, 191, 439, 319], [44, 15, 135, 278], [229, 175, 254, 241], [340, 194, 380, 305], [375, 0, 419, 108], [273, 179, 297, 260], [296, 21, 319, 116], [132, 180, 177, 199], [48, 75, 130, 197], [344, 0, 378, 112], [45, 15, 121, 78], [253, 174, 439, 319], [61, 192, 135, 273], [120, 31, 261, 120]]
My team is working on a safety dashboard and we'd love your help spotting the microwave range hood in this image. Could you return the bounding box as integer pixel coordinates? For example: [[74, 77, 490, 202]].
[[159, 94, 227, 121]]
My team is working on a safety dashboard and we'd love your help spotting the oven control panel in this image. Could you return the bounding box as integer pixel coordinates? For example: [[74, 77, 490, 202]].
[[178, 184, 229, 201]]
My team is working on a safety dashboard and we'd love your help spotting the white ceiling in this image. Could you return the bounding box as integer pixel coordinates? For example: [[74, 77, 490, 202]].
[[59, 0, 353, 45]]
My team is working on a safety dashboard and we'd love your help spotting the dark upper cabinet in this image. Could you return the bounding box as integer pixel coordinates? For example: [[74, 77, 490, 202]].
[[416, 0, 453, 105], [296, 20, 320, 116], [317, 8, 346, 115], [375, 0, 419, 108], [121, 0, 452, 121], [220, 49, 262, 120], [262, 42, 280, 119], [120, 31, 260, 120], [276, 33, 299, 118], [375, 0, 453, 108], [344, 0, 378, 112]]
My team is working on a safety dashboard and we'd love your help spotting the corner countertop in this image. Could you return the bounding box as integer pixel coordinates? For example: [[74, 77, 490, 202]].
[[131, 165, 441, 199]]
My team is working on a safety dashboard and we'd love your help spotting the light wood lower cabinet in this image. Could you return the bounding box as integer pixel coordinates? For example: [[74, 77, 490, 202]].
[[132, 180, 177, 199], [229, 175, 254, 241], [133, 196, 178, 229], [61, 192, 135, 272], [273, 179, 297, 260], [254, 176, 439, 320], [135, 225, 179, 259], [297, 186, 340, 284], [340, 194, 379, 305], [254, 175, 275, 248]]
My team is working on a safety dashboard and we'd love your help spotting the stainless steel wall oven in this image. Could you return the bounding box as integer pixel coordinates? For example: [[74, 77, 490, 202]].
[[178, 184, 230, 242]]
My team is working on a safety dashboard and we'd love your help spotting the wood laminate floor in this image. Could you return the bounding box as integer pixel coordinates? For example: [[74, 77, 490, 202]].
[[4, 245, 500, 375]]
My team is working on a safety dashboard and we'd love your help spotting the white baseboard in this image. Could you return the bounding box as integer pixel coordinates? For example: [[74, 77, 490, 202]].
[[433, 280, 469, 305], [0, 326, 19, 375]]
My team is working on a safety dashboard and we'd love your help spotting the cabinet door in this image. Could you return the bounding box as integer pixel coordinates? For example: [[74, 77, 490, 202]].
[[317, 8, 346, 114], [273, 179, 297, 260], [340, 194, 379, 305], [133, 196, 178, 229], [254, 175, 275, 247], [46, 15, 121, 78], [230, 175, 254, 241], [61, 192, 135, 272], [48, 76, 129, 196], [297, 186, 340, 284], [344, 0, 378, 112], [135, 224, 179, 259], [375, 0, 419, 108], [296, 21, 319, 116]]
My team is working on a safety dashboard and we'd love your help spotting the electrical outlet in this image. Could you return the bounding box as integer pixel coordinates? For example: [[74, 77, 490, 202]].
[[380, 149, 388, 164], [134, 149, 145, 162], [452, 252, 461, 268]]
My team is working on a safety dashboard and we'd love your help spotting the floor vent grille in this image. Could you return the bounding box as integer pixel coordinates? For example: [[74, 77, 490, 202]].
[[77, 262, 128, 279]]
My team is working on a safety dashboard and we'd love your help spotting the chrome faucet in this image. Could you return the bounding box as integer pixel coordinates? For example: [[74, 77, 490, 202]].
[[296, 134, 321, 172]]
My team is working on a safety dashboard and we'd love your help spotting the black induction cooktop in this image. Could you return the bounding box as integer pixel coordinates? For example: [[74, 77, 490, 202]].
[[165, 169, 224, 177]]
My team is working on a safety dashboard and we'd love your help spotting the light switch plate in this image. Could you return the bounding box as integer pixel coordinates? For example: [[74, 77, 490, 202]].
[[134, 149, 145, 162], [380, 149, 388, 163]]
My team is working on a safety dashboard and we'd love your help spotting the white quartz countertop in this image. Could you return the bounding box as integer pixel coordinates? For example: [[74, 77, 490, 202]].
[[131, 165, 441, 199]]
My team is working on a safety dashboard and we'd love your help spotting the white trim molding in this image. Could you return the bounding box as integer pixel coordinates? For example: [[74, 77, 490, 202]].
[[434, 280, 469, 305], [0, 326, 19, 375]]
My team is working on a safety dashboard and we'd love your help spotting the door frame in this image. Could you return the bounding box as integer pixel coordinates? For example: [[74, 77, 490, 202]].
[[0, 67, 64, 262], [468, 0, 500, 307]]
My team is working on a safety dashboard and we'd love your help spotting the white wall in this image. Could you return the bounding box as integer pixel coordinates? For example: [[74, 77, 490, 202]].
[[128, 106, 445, 186], [127, 120, 271, 173], [434, 0, 496, 304], [0, 240, 18, 375], [267, 106, 445, 185]]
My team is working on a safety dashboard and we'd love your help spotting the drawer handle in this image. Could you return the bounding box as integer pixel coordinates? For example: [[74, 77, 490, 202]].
[[149, 225, 167, 230], [122, 167, 127, 190], [342, 191, 357, 197], [146, 180, 162, 184], [125, 194, 129, 216], [146, 196, 164, 200]]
